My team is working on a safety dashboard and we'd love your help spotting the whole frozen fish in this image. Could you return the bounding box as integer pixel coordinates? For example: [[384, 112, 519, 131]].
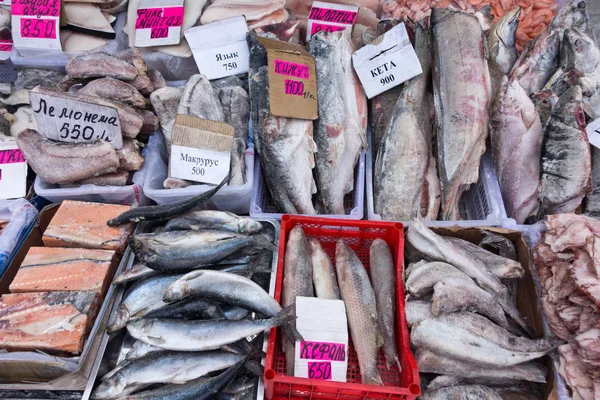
[[78, 78, 146, 108], [17, 129, 119, 185], [431, 277, 510, 329], [374, 24, 440, 221], [422, 385, 503, 400], [411, 319, 551, 367], [540, 85, 592, 214], [201, 0, 286, 25], [405, 261, 471, 298], [445, 237, 524, 278], [487, 7, 520, 99], [310, 30, 367, 214], [369, 239, 400, 371], [405, 300, 433, 327], [336, 239, 382, 385], [113, 263, 158, 284], [149, 86, 183, 154], [283, 226, 313, 375], [66, 52, 138, 80], [163, 210, 263, 234], [431, 8, 489, 220], [178, 74, 225, 122], [308, 238, 339, 300]]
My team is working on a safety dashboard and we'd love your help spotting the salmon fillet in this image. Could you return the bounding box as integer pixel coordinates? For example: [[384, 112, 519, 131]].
[[10, 247, 116, 294], [0, 291, 99, 354], [42, 201, 134, 251]]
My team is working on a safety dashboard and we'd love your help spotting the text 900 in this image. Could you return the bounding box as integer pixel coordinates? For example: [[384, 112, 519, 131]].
[[60, 123, 111, 142]]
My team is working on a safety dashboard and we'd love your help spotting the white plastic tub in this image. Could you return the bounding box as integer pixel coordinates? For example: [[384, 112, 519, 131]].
[[143, 131, 255, 214], [250, 151, 365, 221], [366, 127, 506, 227]]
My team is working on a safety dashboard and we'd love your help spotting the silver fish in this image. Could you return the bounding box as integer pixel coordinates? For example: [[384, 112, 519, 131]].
[[336, 239, 382, 385], [113, 263, 158, 285], [369, 239, 400, 371], [144, 298, 225, 320], [405, 300, 433, 327], [431, 8, 490, 220], [422, 385, 503, 400], [445, 237, 524, 278], [405, 261, 471, 298], [308, 238, 339, 300], [310, 29, 367, 214], [487, 7, 520, 99], [125, 341, 164, 361], [283, 226, 313, 375], [163, 210, 263, 234]]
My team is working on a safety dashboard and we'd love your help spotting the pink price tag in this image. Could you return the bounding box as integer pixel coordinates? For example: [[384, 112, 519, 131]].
[[273, 59, 310, 79], [299, 341, 346, 361], [0, 148, 25, 164], [310, 22, 347, 36], [12, 0, 60, 17], [308, 361, 332, 380], [308, 6, 357, 24], [19, 17, 56, 38], [135, 6, 184, 30], [0, 41, 12, 52]]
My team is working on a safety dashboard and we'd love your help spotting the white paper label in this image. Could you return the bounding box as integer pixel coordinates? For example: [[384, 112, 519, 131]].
[[11, 0, 61, 56], [352, 23, 422, 99], [170, 145, 231, 185], [306, 1, 358, 42], [294, 297, 348, 382], [185, 16, 249, 81], [134, 0, 184, 47], [588, 118, 600, 149], [29, 92, 123, 149], [0, 143, 27, 200]]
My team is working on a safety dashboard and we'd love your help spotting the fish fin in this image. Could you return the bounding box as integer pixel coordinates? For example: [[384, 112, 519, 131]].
[[244, 360, 265, 377], [250, 237, 278, 252], [276, 306, 304, 344]]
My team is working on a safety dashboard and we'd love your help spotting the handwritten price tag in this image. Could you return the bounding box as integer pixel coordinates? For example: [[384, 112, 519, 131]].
[[134, 0, 184, 47], [11, 0, 62, 56], [0, 144, 27, 199], [308, 361, 332, 380], [300, 341, 346, 361], [306, 1, 358, 41]]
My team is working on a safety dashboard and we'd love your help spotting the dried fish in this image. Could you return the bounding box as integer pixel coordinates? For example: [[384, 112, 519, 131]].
[[66, 52, 138, 80], [78, 78, 146, 108]]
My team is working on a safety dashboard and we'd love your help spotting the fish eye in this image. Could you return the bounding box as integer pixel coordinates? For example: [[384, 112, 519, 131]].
[[575, 39, 582, 47], [577, 1, 585, 9]]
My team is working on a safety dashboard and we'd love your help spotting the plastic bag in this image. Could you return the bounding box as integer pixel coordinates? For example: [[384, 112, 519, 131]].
[[0, 198, 38, 275]]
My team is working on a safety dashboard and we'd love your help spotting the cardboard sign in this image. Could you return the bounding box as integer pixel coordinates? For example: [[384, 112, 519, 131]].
[[11, 0, 62, 56], [257, 35, 318, 120], [170, 114, 234, 185], [294, 297, 348, 382], [588, 118, 600, 149], [134, 0, 184, 47], [185, 16, 249, 81], [306, 1, 358, 42], [0, 143, 27, 200], [352, 23, 422, 99], [29, 92, 123, 149]]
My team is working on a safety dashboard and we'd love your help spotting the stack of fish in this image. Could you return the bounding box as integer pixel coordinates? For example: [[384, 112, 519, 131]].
[[248, 28, 367, 215], [150, 74, 249, 188], [94, 210, 297, 399], [533, 214, 600, 399], [405, 219, 552, 399], [13, 50, 163, 187], [282, 226, 400, 385], [491, 0, 599, 223]]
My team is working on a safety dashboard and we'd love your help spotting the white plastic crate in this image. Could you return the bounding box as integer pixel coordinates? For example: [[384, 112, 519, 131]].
[[143, 131, 255, 214], [366, 127, 506, 227], [250, 151, 365, 221]]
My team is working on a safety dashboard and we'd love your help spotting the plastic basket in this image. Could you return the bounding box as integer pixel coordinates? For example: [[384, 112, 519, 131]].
[[250, 153, 365, 221], [264, 215, 420, 400], [366, 127, 506, 227]]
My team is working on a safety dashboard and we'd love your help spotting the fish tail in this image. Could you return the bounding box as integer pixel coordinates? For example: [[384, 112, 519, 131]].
[[243, 335, 266, 376], [276, 306, 304, 344], [499, 296, 535, 337], [251, 239, 278, 252]]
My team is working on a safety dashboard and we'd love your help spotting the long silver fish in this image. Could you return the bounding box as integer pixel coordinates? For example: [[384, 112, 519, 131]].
[[308, 238, 339, 300], [405, 301, 433, 327], [487, 7, 520, 99], [163, 210, 263, 234], [374, 24, 440, 221], [445, 237, 524, 278], [113, 263, 159, 285], [405, 261, 471, 299], [431, 8, 490, 220], [369, 239, 400, 371], [336, 239, 382, 385], [310, 29, 367, 214], [125, 341, 164, 361], [283, 226, 313, 375]]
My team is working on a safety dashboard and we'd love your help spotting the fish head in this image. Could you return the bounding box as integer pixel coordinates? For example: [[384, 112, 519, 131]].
[[554, 86, 586, 128], [163, 279, 192, 303], [552, 0, 590, 33], [531, 89, 559, 122], [240, 218, 264, 234], [92, 373, 127, 399], [495, 7, 520, 48], [475, 5, 495, 32], [106, 307, 130, 333], [561, 28, 600, 73]]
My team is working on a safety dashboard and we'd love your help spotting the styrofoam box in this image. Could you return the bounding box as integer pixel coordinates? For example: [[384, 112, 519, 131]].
[[143, 131, 255, 214], [250, 151, 365, 220], [34, 139, 150, 206], [10, 12, 127, 72], [366, 127, 506, 227]]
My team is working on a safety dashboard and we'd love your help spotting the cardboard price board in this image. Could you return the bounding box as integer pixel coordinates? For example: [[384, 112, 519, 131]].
[[134, 0, 184, 47], [170, 114, 234, 185], [0, 143, 27, 200], [257, 35, 318, 120], [29, 92, 123, 149], [11, 0, 62, 56], [306, 1, 358, 42]]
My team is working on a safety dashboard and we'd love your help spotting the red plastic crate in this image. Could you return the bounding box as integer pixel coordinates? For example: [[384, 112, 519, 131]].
[[264, 215, 420, 400]]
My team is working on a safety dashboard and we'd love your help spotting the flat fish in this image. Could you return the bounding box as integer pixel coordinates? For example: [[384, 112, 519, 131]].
[[310, 29, 367, 214], [431, 8, 490, 220]]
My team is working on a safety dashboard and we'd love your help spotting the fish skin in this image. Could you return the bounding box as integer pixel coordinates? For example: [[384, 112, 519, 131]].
[[66, 52, 138, 80], [254, 21, 299, 43], [369, 239, 400, 371], [308, 238, 340, 300], [14, 68, 66, 91], [586, 148, 600, 217], [283, 226, 313, 375], [17, 129, 119, 185], [125, 341, 164, 361], [148, 69, 166, 90], [540, 85, 592, 215], [431, 8, 490, 220], [490, 77, 543, 224], [487, 7, 520, 99], [405, 261, 471, 298], [310, 29, 367, 214], [431, 277, 510, 329], [374, 24, 439, 221], [78, 78, 146, 108], [93, 351, 244, 399], [479, 231, 517, 260], [530, 89, 558, 129], [416, 348, 548, 382], [445, 237, 524, 278], [107, 274, 182, 333], [422, 385, 503, 400], [336, 239, 382, 385], [249, 64, 317, 214], [144, 298, 225, 320], [511, 29, 561, 95], [149, 86, 183, 154], [549, 0, 593, 36], [405, 300, 433, 327], [178, 74, 225, 122], [163, 210, 263, 234]]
